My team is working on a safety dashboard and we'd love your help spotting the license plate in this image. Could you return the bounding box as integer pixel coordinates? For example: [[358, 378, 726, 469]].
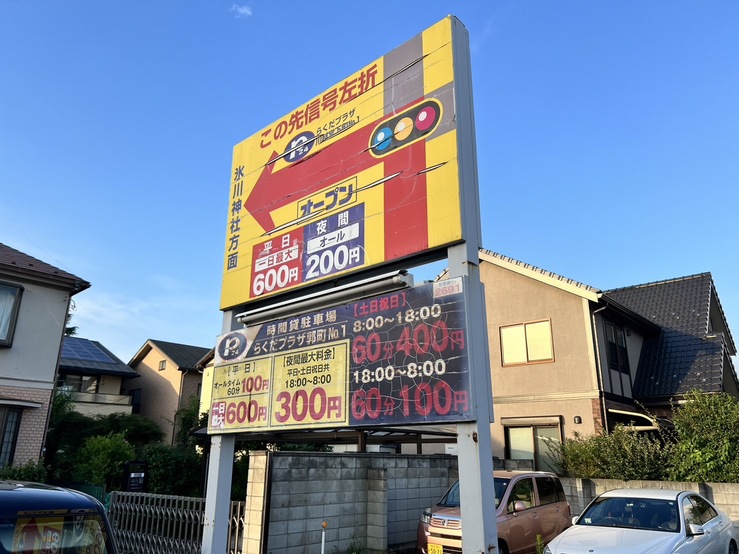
[[428, 544, 443, 554]]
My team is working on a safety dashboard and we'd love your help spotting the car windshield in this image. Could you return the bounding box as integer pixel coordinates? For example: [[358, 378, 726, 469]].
[[577, 497, 680, 532], [438, 478, 511, 509]]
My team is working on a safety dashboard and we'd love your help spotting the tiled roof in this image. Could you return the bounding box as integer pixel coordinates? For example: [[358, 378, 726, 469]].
[[60, 336, 139, 378], [0, 243, 90, 294], [148, 339, 210, 371], [480, 249, 600, 295], [605, 273, 730, 398]]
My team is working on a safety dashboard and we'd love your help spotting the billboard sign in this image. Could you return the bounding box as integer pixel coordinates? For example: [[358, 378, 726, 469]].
[[220, 17, 469, 309], [208, 277, 472, 434]]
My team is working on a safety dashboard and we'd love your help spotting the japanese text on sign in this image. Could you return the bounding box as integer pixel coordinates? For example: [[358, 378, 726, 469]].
[[209, 277, 473, 434]]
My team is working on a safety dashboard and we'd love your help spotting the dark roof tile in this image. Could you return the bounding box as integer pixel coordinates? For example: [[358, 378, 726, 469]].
[[605, 273, 731, 399], [149, 340, 210, 371], [0, 243, 90, 294]]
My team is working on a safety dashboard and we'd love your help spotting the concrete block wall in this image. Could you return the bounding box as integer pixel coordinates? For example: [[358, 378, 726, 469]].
[[560, 478, 739, 522], [250, 454, 739, 552], [249, 452, 458, 553]]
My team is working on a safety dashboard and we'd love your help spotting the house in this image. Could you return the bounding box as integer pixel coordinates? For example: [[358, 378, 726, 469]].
[[605, 273, 738, 416], [57, 336, 140, 417], [0, 243, 90, 468], [127, 339, 210, 445], [433, 250, 737, 470]]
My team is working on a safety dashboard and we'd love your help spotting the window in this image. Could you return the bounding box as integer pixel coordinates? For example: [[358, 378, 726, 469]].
[[130, 389, 141, 414], [0, 407, 21, 468], [684, 495, 717, 526], [504, 419, 562, 471], [0, 283, 23, 348], [158, 360, 166, 371], [500, 320, 554, 366], [536, 476, 566, 505], [507, 478, 534, 511], [605, 321, 630, 373], [57, 375, 98, 393]]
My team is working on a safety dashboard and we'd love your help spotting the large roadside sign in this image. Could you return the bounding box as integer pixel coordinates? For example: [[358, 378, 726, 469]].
[[220, 17, 469, 309], [209, 277, 472, 433]]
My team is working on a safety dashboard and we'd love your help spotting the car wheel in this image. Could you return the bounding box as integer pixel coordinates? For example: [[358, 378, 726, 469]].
[[498, 540, 509, 554], [729, 540, 738, 554]]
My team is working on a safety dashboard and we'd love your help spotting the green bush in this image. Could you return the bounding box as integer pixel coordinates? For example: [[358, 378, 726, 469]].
[[141, 443, 203, 496], [549, 425, 673, 480], [668, 390, 739, 483], [551, 391, 739, 483], [0, 459, 48, 482], [73, 432, 135, 490]]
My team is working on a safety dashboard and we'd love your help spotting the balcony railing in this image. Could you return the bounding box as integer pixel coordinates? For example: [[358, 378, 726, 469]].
[[68, 391, 132, 405]]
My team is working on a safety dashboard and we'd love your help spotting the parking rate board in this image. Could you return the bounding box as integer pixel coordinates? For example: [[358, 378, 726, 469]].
[[209, 277, 473, 433], [220, 16, 470, 309]]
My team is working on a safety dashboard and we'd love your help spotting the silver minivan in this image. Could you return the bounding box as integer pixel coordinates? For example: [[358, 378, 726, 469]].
[[417, 470, 571, 554]]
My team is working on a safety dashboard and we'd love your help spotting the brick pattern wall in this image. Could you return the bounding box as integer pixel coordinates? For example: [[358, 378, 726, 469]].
[[243, 451, 268, 553], [0, 385, 51, 466]]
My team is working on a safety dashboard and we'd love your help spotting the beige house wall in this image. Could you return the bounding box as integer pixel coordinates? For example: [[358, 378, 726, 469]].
[[479, 259, 602, 456], [131, 348, 181, 444]]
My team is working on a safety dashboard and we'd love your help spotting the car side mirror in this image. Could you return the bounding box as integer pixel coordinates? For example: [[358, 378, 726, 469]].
[[513, 500, 528, 512], [571, 515, 579, 525], [687, 523, 705, 537]]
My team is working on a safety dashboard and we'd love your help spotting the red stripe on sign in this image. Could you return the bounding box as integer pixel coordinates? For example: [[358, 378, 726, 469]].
[[383, 140, 429, 260]]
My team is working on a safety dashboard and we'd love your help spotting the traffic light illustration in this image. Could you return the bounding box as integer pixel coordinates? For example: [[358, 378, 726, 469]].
[[369, 99, 442, 157]]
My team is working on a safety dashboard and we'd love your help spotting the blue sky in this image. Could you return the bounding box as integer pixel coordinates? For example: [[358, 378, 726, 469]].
[[1, 1, 737, 363]]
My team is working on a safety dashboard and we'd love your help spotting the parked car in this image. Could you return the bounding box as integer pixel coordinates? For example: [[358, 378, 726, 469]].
[[417, 470, 571, 554], [544, 488, 738, 554], [0, 481, 118, 553]]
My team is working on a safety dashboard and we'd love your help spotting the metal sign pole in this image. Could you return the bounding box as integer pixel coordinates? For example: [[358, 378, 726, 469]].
[[449, 16, 498, 553], [448, 244, 497, 554]]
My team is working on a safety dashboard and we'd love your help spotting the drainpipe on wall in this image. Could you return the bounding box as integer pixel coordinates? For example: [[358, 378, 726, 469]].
[[591, 304, 609, 434]]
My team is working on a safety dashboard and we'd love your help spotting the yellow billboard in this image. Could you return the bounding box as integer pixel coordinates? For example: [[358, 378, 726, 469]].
[[221, 16, 469, 309]]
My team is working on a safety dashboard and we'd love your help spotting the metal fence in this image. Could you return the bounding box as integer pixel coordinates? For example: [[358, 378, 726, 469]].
[[108, 492, 245, 554]]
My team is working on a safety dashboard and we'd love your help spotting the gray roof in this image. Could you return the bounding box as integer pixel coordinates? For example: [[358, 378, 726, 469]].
[[148, 339, 210, 371], [605, 273, 734, 399], [0, 243, 90, 294], [60, 336, 139, 378]]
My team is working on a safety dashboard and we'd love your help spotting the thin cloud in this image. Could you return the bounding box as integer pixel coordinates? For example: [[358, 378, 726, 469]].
[[230, 4, 252, 18]]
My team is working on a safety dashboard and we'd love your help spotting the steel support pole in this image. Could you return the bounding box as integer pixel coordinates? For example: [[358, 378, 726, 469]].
[[201, 433, 236, 554]]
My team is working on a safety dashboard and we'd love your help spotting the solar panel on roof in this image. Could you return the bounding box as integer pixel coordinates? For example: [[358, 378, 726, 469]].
[[62, 338, 114, 363]]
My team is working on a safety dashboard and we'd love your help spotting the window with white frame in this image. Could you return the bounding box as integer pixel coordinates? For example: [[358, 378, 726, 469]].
[[158, 360, 166, 371], [0, 283, 23, 348], [500, 320, 554, 366]]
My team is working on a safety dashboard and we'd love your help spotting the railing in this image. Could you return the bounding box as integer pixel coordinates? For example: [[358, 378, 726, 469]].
[[108, 492, 246, 554]]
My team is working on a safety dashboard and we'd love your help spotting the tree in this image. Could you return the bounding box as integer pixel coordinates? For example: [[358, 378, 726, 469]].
[[64, 301, 78, 336], [668, 390, 739, 483]]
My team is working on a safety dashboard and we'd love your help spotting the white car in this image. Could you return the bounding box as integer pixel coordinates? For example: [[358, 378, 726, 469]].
[[545, 488, 738, 554]]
